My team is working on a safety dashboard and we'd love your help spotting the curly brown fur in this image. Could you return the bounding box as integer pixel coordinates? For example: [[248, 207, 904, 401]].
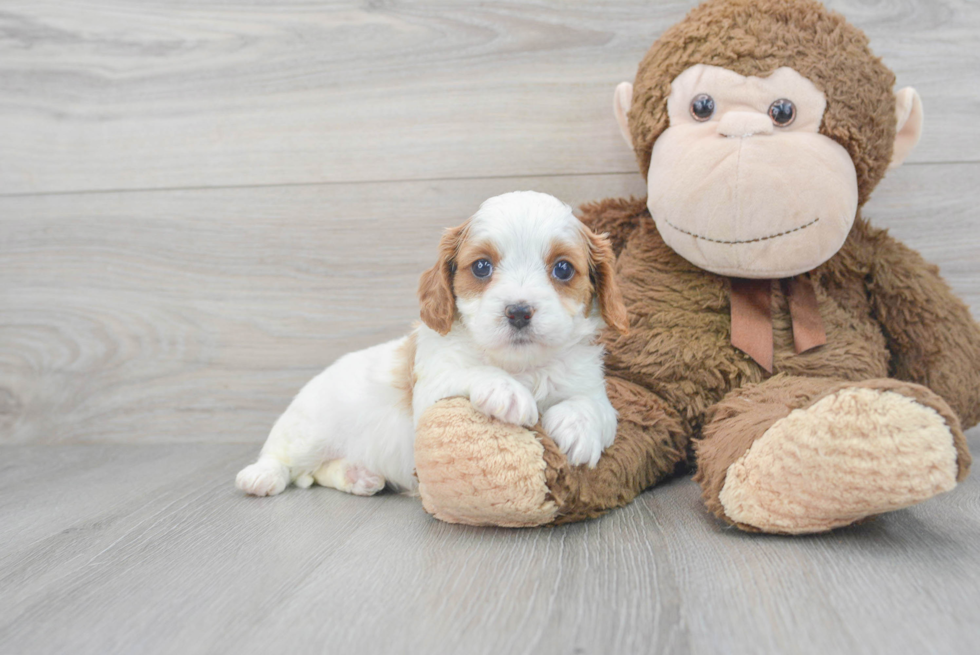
[[559, 196, 978, 525], [577, 196, 647, 256], [568, 0, 976, 527], [542, 377, 689, 524], [415, 0, 979, 532], [628, 0, 896, 205], [865, 230, 980, 427]]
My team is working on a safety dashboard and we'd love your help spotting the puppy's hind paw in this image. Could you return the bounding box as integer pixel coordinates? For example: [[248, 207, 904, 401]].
[[236, 460, 290, 496], [346, 465, 387, 496], [313, 459, 386, 496]]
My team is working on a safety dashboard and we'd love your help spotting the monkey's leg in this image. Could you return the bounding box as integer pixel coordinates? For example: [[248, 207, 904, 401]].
[[695, 376, 971, 534], [414, 377, 689, 527]]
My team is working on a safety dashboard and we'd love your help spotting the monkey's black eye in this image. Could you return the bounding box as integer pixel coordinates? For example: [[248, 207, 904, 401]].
[[471, 259, 493, 279], [552, 260, 574, 282], [769, 99, 796, 126], [690, 94, 715, 121]]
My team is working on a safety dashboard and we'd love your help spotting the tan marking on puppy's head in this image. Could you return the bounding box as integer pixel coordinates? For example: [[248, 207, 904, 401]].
[[391, 331, 418, 413], [418, 222, 469, 335], [546, 240, 593, 314], [585, 229, 629, 334], [452, 239, 501, 300], [547, 226, 628, 334]]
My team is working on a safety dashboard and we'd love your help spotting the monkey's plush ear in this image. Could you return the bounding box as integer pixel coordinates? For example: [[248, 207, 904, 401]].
[[889, 87, 924, 169], [587, 230, 629, 335], [613, 82, 634, 150], [418, 225, 465, 336]]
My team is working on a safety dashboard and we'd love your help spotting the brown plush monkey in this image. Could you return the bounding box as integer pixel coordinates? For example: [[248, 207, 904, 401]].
[[412, 0, 980, 533]]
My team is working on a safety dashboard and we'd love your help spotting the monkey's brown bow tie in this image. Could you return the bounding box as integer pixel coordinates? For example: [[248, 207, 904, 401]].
[[729, 276, 827, 373]]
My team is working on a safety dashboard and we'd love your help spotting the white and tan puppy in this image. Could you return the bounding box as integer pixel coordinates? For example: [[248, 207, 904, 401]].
[[236, 191, 628, 498]]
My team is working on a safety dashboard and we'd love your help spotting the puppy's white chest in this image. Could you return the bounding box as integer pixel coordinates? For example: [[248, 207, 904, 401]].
[[512, 368, 563, 410]]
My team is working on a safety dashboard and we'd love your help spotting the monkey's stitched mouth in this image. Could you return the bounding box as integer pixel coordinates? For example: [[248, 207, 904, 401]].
[[662, 217, 820, 245]]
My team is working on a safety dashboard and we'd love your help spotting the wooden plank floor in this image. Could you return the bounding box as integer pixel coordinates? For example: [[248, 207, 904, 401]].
[[2, 0, 980, 653], [1, 433, 979, 655]]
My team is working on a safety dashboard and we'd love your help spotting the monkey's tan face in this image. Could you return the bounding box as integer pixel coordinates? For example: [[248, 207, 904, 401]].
[[646, 65, 858, 278]]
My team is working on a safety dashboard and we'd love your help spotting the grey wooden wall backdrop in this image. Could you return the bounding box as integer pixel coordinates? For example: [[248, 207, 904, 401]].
[[3, 3, 980, 655], [2, 0, 977, 446]]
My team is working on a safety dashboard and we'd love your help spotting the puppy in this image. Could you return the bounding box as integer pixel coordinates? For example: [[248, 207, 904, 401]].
[[236, 191, 628, 497]]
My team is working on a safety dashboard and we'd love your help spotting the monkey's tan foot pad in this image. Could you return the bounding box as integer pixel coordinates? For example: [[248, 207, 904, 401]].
[[719, 387, 960, 534], [415, 398, 559, 527]]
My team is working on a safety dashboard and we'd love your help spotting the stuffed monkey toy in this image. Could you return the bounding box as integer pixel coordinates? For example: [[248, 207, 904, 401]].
[[412, 0, 980, 533]]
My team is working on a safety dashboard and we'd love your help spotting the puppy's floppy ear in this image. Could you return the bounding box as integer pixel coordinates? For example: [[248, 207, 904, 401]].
[[586, 228, 629, 335], [418, 223, 466, 335]]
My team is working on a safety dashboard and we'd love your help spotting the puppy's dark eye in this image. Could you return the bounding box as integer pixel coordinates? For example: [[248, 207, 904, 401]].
[[690, 94, 715, 121], [471, 259, 493, 279], [769, 99, 796, 126], [552, 260, 574, 281]]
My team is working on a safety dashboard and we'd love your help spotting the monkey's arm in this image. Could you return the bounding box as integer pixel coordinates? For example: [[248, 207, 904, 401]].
[[867, 229, 980, 428], [578, 196, 647, 256]]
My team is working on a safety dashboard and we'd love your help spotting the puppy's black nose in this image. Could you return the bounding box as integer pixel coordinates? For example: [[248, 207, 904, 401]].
[[505, 304, 534, 330]]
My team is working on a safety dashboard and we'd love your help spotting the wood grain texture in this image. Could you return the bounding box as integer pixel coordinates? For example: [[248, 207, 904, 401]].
[[3, 163, 978, 445], [0, 435, 978, 655], [0, 172, 643, 444], [0, 0, 977, 195], [2, 2, 979, 653]]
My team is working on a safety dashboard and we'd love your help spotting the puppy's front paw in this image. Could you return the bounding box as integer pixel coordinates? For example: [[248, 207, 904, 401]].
[[470, 376, 539, 427], [236, 459, 290, 496], [543, 400, 612, 468]]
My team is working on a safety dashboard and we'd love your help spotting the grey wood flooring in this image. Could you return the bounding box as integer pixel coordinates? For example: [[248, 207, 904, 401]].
[[2, 1, 980, 653], [1, 435, 979, 655]]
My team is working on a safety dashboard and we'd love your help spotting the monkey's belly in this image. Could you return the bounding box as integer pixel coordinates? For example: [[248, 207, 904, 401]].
[[604, 273, 890, 424]]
